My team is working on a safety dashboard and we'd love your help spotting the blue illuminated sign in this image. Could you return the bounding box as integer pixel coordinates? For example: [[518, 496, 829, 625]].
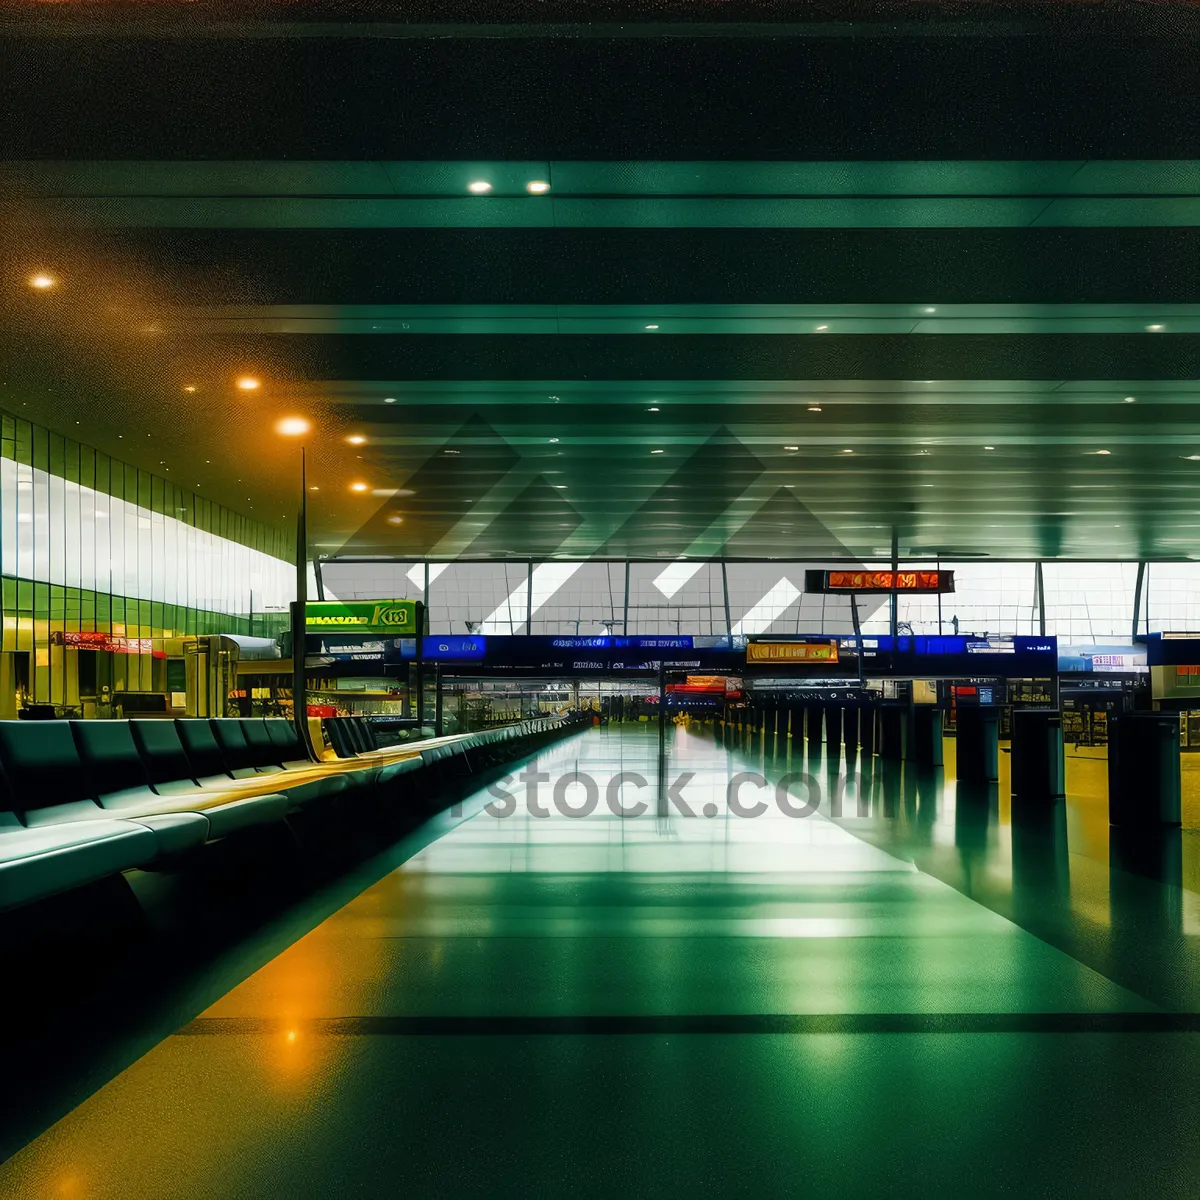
[[418, 636, 487, 660]]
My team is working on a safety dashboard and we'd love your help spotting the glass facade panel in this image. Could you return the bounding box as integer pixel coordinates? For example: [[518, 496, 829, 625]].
[[1041, 561, 1139, 640], [0, 411, 295, 705], [426, 561, 532, 634], [1145, 562, 1200, 633], [530, 562, 623, 635], [626, 561, 726, 635], [883, 561, 1037, 636]]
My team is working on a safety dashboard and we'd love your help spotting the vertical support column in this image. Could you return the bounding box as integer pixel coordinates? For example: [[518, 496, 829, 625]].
[[825, 704, 844, 757], [721, 560, 732, 637], [1131, 562, 1146, 639], [623, 560, 630, 636], [909, 706, 944, 767], [889, 526, 899, 640], [806, 705, 823, 746], [843, 702, 860, 751], [859, 702, 877, 755], [289, 444, 313, 757], [1035, 561, 1046, 637], [526, 559, 534, 634], [656, 661, 668, 812], [879, 707, 904, 761]]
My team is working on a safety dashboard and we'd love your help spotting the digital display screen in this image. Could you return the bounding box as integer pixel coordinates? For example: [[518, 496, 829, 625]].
[[805, 569, 954, 594]]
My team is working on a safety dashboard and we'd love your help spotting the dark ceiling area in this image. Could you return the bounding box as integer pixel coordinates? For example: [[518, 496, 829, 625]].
[[3, 3, 1200, 563]]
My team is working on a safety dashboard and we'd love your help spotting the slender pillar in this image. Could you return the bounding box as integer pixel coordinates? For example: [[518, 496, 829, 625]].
[[806, 705, 823, 745], [825, 704, 844, 756], [859, 703, 877, 755], [289, 445, 313, 757], [909, 706, 944, 767], [879, 707, 904, 761], [843, 703, 860, 751]]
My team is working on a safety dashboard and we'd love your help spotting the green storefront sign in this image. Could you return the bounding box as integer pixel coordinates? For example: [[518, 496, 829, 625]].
[[305, 600, 418, 634]]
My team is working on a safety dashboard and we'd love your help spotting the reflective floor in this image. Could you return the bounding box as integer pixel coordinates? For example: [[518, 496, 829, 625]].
[[4, 724, 1200, 1197]]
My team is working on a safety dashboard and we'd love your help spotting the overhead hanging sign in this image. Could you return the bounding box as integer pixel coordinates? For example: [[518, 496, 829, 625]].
[[806, 569, 955, 594], [305, 600, 418, 635], [746, 640, 840, 664]]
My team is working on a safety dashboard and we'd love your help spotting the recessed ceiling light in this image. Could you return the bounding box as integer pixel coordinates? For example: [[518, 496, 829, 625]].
[[275, 416, 311, 436], [29, 273, 56, 289], [526, 180, 550, 194], [384, 397, 397, 404], [387, 514, 404, 525], [784, 445, 799, 450], [468, 180, 492, 194], [236, 376, 260, 390], [1124, 396, 1137, 403], [309, 485, 320, 491], [549, 437, 559, 443], [183, 385, 196, 393], [553, 484, 567, 489], [984, 445, 995, 450], [1147, 324, 1165, 332], [1088, 449, 1112, 455], [807, 406, 822, 412], [347, 435, 366, 445], [651, 449, 664, 454], [815, 325, 828, 332], [1183, 455, 1200, 461], [350, 482, 369, 492], [922, 307, 937, 314], [842, 449, 854, 454], [444, 449, 459, 455], [645, 324, 659, 331], [648, 407, 659, 412]]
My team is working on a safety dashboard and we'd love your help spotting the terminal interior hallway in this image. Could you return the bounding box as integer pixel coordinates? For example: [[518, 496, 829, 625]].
[[5, 723, 1200, 1197]]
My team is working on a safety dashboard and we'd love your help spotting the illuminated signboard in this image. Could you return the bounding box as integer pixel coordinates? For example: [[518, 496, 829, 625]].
[[746, 640, 839, 664], [805, 569, 954, 594], [306, 600, 418, 635], [52, 631, 157, 655]]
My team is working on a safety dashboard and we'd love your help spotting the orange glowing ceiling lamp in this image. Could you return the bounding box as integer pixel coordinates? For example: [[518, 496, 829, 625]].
[[236, 376, 261, 391], [28, 273, 56, 290]]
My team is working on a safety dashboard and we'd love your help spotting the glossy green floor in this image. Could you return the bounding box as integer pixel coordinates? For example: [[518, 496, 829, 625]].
[[4, 724, 1200, 1198]]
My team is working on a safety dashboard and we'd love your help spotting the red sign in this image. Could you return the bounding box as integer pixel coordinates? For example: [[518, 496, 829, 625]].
[[53, 631, 159, 655], [808, 569, 955, 595]]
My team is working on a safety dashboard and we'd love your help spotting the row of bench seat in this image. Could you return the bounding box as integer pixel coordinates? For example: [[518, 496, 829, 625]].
[[0, 714, 581, 914]]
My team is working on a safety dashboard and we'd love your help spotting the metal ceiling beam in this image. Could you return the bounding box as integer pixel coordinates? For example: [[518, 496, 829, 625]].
[[16, 196, 1200, 229]]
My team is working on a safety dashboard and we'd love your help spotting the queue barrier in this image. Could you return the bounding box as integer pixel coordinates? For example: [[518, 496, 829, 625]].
[[0, 713, 585, 914]]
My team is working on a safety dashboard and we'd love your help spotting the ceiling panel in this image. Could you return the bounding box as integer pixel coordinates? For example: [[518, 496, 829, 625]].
[[4, 4, 1200, 566]]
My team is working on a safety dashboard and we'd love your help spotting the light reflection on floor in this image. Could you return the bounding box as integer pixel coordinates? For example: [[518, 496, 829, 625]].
[[3, 723, 1200, 1198]]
